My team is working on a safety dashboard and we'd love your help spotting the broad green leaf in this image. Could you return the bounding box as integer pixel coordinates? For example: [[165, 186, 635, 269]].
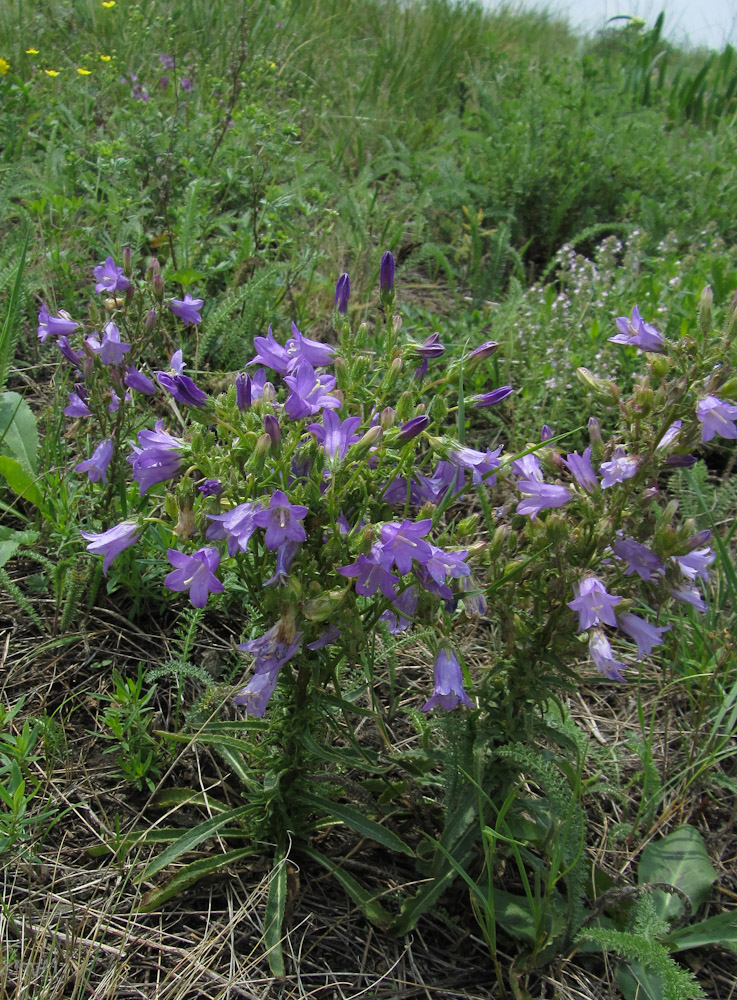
[[138, 804, 252, 881], [299, 790, 413, 856], [0, 392, 39, 473], [304, 847, 393, 930], [140, 847, 255, 911], [0, 456, 45, 513], [639, 826, 717, 921], [491, 888, 539, 944], [264, 851, 287, 977], [618, 961, 667, 1000], [667, 911, 737, 955], [168, 268, 206, 287]]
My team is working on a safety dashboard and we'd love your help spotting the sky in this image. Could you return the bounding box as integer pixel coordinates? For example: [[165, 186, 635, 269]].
[[506, 0, 737, 50]]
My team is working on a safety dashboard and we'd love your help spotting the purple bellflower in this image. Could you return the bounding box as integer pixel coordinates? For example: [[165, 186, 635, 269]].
[[339, 544, 399, 599], [415, 333, 445, 359], [599, 447, 638, 488], [235, 617, 303, 715], [65, 389, 92, 417], [128, 421, 184, 495], [672, 547, 715, 582], [308, 409, 362, 461], [670, 584, 707, 611], [198, 479, 223, 497], [307, 625, 342, 650], [250, 326, 290, 375], [125, 365, 157, 395], [379, 519, 433, 575], [285, 322, 335, 370], [263, 541, 300, 587], [466, 341, 499, 367], [609, 306, 665, 353], [94, 256, 131, 295], [379, 585, 418, 633], [75, 439, 114, 484], [57, 336, 84, 370], [450, 445, 502, 486], [657, 420, 683, 451], [284, 361, 341, 419], [156, 357, 210, 409], [618, 613, 670, 659], [589, 631, 627, 681], [421, 648, 474, 711], [86, 322, 131, 367], [396, 415, 430, 442], [697, 395, 737, 443], [206, 501, 264, 556], [37, 303, 78, 342], [164, 547, 224, 608], [568, 576, 622, 631], [472, 386, 514, 408], [512, 453, 543, 481], [169, 293, 203, 326], [81, 520, 141, 575], [334, 272, 350, 314], [564, 447, 598, 492], [516, 480, 572, 519], [611, 535, 664, 581], [252, 490, 308, 550]]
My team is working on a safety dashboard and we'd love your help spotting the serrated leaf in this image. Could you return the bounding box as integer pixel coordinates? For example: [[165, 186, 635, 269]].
[[264, 852, 287, 977], [0, 456, 45, 513], [0, 392, 39, 473], [303, 847, 393, 930], [140, 847, 254, 911], [639, 826, 717, 921], [667, 911, 737, 955], [138, 804, 252, 881], [299, 790, 413, 856]]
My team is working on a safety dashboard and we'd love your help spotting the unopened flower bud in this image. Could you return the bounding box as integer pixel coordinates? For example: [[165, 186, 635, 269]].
[[104, 296, 125, 311], [145, 308, 158, 331], [699, 284, 713, 336], [651, 354, 670, 379], [263, 414, 281, 445], [576, 367, 620, 405], [332, 389, 345, 407], [334, 272, 350, 314], [148, 257, 161, 278], [663, 499, 679, 524], [255, 432, 272, 455], [164, 493, 178, 521], [334, 356, 348, 380], [83, 357, 95, 381], [380, 250, 395, 294], [489, 524, 510, 559], [392, 313, 402, 334], [153, 273, 164, 301], [396, 391, 414, 422], [174, 499, 195, 539], [302, 586, 350, 622], [122, 246, 132, 277], [380, 407, 396, 430], [262, 381, 277, 403], [466, 340, 499, 368], [588, 416, 602, 445], [544, 514, 567, 544], [353, 425, 383, 453], [396, 415, 429, 441], [634, 381, 654, 415], [428, 394, 447, 421], [456, 515, 479, 538]]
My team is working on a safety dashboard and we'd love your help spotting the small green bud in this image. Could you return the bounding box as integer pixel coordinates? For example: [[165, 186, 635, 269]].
[[576, 367, 620, 405], [302, 587, 350, 622], [651, 354, 670, 380], [152, 273, 164, 301], [393, 314, 402, 334], [396, 391, 414, 422], [352, 425, 383, 454], [699, 284, 713, 336], [164, 493, 178, 521], [428, 394, 446, 421], [544, 514, 567, 544], [381, 407, 396, 430], [633, 380, 654, 416], [334, 356, 348, 381], [456, 515, 479, 538], [717, 375, 737, 397], [489, 524, 510, 559]]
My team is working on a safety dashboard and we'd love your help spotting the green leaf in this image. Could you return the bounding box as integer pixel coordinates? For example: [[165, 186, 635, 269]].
[[667, 911, 737, 955], [137, 804, 252, 881], [264, 851, 287, 977], [140, 847, 254, 911], [168, 268, 206, 287], [0, 456, 45, 513], [298, 790, 413, 856], [0, 230, 29, 393], [617, 960, 668, 1000], [638, 826, 717, 921], [149, 787, 229, 812], [0, 392, 39, 473], [303, 847, 393, 930]]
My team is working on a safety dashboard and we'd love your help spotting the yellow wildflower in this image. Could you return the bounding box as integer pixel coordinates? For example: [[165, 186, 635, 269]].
[[101, 1, 115, 7], [77, 67, 91, 75], [44, 69, 59, 77], [26, 48, 39, 55], [0, 58, 9, 75], [100, 54, 112, 62]]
